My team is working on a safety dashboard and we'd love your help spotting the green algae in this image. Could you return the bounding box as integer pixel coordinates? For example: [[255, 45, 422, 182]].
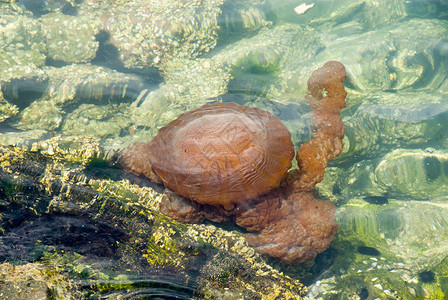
[[0, 260, 79, 299], [0, 143, 306, 298], [1, 0, 447, 298], [77, 0, 224, 68], [334, 149, 448, 201], [426, 256, 448, 299], [61, 104, 132, 139], [302, 195, 448, 298], [40, 13, 98, 64]]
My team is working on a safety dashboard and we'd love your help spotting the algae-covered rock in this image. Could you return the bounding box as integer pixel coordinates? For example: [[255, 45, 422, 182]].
[[15, 99, 62, 131], [0, 1, 32, 17], [40, 12, 98, 64], [0, 143, 307, 298], [1, 0, 447, 298], [79, 0, 223, 68], [135, 58, 231, 113], [0, 14, 49, 114], [19, 0, 77, 16], [0, 63, 48, 109], [42, 64, 145, 106], [62, 103, 132, 138], [0, 14, 46, 68], [0, 92, 19, 123], [385, 19, 448, 91], [374, 149, 448, 199], [0, 129, 49, 151], [217, 0, 270, 44], [405, 0, 448, 20], [0, 15, 48, 107], [214, 23, 324, 99], [7, 64, 145, 137], [339, 91, 448, 161], [303, 196, 448, 299], [334, 148, 448, 200], [278, 18, 448, 95], [337, 199, 448, 267], [0, 262, 77, 299]]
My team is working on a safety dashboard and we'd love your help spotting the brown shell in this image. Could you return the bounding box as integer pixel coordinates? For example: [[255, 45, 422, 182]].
[[148, 102, 294, 209]]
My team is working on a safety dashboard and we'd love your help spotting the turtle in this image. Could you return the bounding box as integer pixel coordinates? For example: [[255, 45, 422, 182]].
[[118, 61, 347, 264]]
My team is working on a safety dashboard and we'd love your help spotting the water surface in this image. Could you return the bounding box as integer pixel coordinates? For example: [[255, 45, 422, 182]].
[[1, 0, 448, 298]]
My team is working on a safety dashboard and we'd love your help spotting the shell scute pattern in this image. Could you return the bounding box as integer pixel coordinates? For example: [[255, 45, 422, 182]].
[[147, 102, 294, 209]]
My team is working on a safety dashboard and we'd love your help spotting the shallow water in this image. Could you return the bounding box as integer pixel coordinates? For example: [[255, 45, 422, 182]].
[[1, 0, 448, 299]]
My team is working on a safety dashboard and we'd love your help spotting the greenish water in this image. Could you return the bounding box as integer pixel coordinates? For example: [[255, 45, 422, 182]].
[[1, 0, 448, 299]]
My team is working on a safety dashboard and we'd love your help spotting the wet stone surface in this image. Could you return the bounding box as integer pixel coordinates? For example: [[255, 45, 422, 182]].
[[1, 0, 448, 298], [0, 212, 129, 262]]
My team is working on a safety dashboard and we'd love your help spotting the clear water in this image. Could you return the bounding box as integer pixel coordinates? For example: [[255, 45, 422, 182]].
[[1, 0, 448, 299]]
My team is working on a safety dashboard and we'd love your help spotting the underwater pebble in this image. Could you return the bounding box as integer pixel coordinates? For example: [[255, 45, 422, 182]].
[[408, 287, 416, 297], [47, 145, 54, 155], [373, 283, 383, 290]]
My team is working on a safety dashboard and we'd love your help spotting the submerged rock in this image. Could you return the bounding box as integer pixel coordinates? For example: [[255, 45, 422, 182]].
[[8, 64, 145, 135], [0, 94, 19, 123], [0, 144, 307, 298], [0, 14, 46, 69], [40, 12, 98, 64], [277, 18, 448, 97], [374, 149, 448, 199], [0, 262, 77, 299], [304, 196, 448, 299], [1, 0, 448, 298], [266, 0, 408, 30], [62, 103, 132, 138], [217, 0, 270, 44], [79, 0, 224, 68], [339, 91, 448, 160], [333, 148, 448, 200], [42, 64, 145, 106], [0, 14, 48, 110]]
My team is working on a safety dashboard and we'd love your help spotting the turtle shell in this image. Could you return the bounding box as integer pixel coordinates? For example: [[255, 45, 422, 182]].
[[148, 102, 294, 210]]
